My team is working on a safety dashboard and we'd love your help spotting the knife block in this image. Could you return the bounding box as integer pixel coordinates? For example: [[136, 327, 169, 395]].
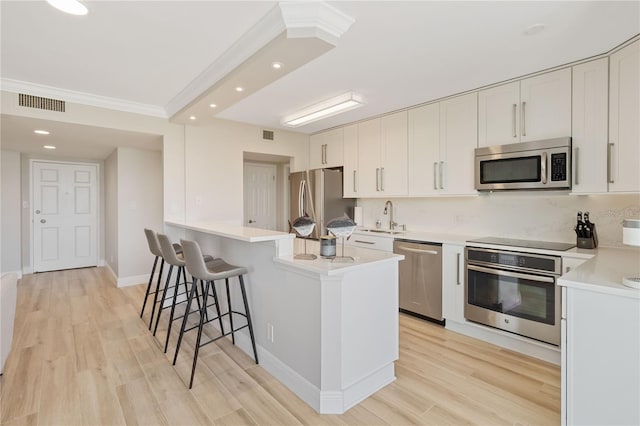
[[577, 224, 598, 249]]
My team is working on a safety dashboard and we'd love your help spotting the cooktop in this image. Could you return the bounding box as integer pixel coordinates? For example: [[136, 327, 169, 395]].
[[467, 237, 576, 252]]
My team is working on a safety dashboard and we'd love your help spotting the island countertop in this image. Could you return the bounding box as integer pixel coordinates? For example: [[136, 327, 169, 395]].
[[165, 220, 295, 243]]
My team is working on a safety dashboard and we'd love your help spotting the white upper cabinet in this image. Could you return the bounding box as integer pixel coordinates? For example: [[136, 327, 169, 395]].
[[609, 40, 640, 193], [343, 124, 358, 197], [357, 112, 408, 197], [408, 103, 440, 196], [439, 92, 478, 195], [309, 127, 344, 169], [478, 68, 572, 147], [571, 58, 609, 194]]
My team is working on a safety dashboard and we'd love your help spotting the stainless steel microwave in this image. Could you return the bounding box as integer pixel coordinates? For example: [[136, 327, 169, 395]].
[[474, 137, 571, 191]]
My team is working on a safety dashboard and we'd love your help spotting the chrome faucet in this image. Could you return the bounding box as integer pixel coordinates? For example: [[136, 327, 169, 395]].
[[383, 200, 397, 230]]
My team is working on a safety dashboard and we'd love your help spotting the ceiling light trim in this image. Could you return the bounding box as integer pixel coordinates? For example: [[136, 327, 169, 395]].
[[1, 79, 167, 118], [281, 92, 363, 127]]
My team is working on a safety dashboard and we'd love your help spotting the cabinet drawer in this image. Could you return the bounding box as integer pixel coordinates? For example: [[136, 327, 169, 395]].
[[345, 233, 394, 252]]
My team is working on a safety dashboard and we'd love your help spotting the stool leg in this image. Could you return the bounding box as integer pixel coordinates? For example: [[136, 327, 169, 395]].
[[189, 280, 211, 389], [173, 277, 199, 366], [209, 280, 225, 336], [140, 256, 159, 318], [149, 259, 165, 329], [200, 280, 209, 323], [164, 265, 182, 353], [153, 265, 174, 336], [238, 275, 258, 364], [225, 278, 235, 344], [185, 268, 202, 314]]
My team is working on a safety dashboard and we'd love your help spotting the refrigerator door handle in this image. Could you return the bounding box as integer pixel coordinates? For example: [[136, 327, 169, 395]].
[[298, 180, 305, 218]]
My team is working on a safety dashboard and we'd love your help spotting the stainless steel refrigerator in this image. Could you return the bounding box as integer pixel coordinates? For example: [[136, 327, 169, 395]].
[[289, 168, 356, 239]]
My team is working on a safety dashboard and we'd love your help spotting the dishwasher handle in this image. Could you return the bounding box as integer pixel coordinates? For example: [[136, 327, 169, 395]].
[[395, 246, 439, 255]]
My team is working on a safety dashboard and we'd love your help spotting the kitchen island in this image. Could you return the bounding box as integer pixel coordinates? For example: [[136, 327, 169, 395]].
[[164, 221, 403, 414]]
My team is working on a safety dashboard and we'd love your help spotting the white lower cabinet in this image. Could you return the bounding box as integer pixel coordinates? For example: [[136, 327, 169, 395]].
[[442, 243, 465, 324], [562, 287, 640, 425]]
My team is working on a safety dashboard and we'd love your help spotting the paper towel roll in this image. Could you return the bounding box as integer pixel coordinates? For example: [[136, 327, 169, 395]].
[[354, 206, 363, 225]]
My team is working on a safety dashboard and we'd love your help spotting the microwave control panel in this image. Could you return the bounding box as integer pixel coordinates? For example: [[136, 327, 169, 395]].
[[551, 153, 567, 181]]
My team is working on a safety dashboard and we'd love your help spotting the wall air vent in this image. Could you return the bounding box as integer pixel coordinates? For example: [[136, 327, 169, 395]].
[[262, 130, 275, 141], [18, 94, 66, 112]]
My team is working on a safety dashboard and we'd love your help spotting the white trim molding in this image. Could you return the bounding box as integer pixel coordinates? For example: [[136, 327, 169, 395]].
[[1, 78, 167, 118]]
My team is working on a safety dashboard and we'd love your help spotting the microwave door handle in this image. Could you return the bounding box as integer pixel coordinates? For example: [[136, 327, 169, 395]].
[[467, 264, 555, 284], [541, 152, 548, 184]]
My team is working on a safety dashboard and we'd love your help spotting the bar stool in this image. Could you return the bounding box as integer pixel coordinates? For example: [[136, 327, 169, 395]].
[[154, 233, 209, 353], [141, 228, 181, 329], [173, 239, 259, 389]]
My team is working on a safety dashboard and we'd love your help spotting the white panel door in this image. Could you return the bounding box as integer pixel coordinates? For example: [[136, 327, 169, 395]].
[[33, 162, 98, 272], [478, 81, 520, 147], [244, 162, 277, 230]]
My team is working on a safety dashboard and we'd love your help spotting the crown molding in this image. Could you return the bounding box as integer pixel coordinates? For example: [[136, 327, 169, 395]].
[[280, 1, 355, 45], [0, 78, 167, 118]]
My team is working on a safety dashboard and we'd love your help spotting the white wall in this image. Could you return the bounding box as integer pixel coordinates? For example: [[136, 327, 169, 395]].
[[104, 150, 118, 275], [183, 119, 308, 223], [360, 193, 640, 247], [1, 151, 21, 274], [116, 147, 163, 279]]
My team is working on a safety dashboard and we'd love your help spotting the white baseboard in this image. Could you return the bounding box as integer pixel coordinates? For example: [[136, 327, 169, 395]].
[[98, 259, 105, 267], [1, 270, 23, 280], [116, 273, 150, 288], [22, 266, 33, 275]]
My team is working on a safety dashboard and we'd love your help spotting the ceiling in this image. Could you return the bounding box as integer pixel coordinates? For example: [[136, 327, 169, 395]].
[[1, 1, 639, 145]]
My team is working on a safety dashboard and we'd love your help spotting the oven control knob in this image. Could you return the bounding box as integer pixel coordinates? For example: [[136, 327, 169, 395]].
[[504, 318, 510, 324]]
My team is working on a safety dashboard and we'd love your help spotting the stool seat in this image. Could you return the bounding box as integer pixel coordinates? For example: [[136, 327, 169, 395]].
[[202, 258, 248, 281]]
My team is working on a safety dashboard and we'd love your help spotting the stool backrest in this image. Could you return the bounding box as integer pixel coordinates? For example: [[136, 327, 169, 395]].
[[144, 228, 163, 257], [180, 239, 209, 281], [157, 233, 182, 266]]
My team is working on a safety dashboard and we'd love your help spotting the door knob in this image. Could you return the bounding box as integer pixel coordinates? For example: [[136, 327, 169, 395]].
[[248, 220, 255, 224], [35, 209, 41, 214], [40, 219, 46, 223]]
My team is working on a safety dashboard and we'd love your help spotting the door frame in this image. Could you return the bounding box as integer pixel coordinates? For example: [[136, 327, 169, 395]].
[[29, 159, 102, 273]]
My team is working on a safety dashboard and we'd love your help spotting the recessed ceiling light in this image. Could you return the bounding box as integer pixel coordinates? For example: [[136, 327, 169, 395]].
[[272, 62, 283, 70], [46, 0, 88, 15], [189, 116, 197, 120], [235, 87, 244, 92], [209, 103, 217, 108], [34, 130, 50, 135], [43, 145, 57, 150], [524, 23, 546, 36]]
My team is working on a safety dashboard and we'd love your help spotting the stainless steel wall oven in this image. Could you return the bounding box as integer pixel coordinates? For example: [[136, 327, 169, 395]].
[[464, 247, 562, 345]]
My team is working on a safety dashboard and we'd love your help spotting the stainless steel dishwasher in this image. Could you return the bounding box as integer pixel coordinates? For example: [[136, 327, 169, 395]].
[[393, 239, 443, 323]]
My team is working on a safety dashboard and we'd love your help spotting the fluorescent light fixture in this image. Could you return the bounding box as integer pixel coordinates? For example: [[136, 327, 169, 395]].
[[34, 130, 50, 135], [43, 145, 57, 150], [282, 92, 364, 127], [46, 0, 88, 15]]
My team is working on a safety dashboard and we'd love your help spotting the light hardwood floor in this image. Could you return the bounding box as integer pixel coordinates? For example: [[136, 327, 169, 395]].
[[0, 267, 560, 425]]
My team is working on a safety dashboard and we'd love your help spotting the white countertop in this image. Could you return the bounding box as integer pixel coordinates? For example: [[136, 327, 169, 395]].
[[274, 238, 403, 276], [558, 247, 640, 299], [166, 220, 295, 243]]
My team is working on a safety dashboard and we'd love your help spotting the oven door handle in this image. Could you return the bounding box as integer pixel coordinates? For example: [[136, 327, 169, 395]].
[[467, 264, 555, 284]]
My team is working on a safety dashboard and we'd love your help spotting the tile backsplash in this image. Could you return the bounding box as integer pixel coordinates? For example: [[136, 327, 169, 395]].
[[359, 193, 640, 247]]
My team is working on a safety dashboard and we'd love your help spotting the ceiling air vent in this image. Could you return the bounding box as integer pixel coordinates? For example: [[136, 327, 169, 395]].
[[262, 129, 275, 141], [18, 94, 65, 112]]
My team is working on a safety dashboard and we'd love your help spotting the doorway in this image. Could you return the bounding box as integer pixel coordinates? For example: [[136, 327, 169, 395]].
[[32, 160, 98, 272], [244, 162, 277, 230]]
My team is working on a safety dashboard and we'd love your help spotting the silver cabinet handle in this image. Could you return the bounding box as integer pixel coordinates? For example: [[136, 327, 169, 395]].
[[353, 170, 357, 193], [439, 161, 444, 189], [608, 142, 615, 183], [574, 147, 579, 185], [456, 252, 462, 285], [433, 162, 438, 190], [396, 246, 438, 255], [521, 101, 526, 137], [354, 240, 375, 245], [322, 144, 327, 164], [40, 219, 46, 223], [512, 103, 517, 138], [380, 167, 385, 191], [541, 152, 547, 184], [376, 168, 380, 191]]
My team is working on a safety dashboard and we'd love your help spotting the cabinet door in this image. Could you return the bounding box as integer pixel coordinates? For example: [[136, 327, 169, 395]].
[[478, 81, 520, 147], [442, 244, 465, 323], [439, 92, 478, 195], [357, 118, 382, 197], [408, 103, 440, 196], [343, 124, 358, 197], [309, 133, 324, 170], [609, 40, 640, 193], [520, 68, 572, 142], [380, 111, 408, 196], [571, 58, 609, 194], [323, 128, 344, 168]]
